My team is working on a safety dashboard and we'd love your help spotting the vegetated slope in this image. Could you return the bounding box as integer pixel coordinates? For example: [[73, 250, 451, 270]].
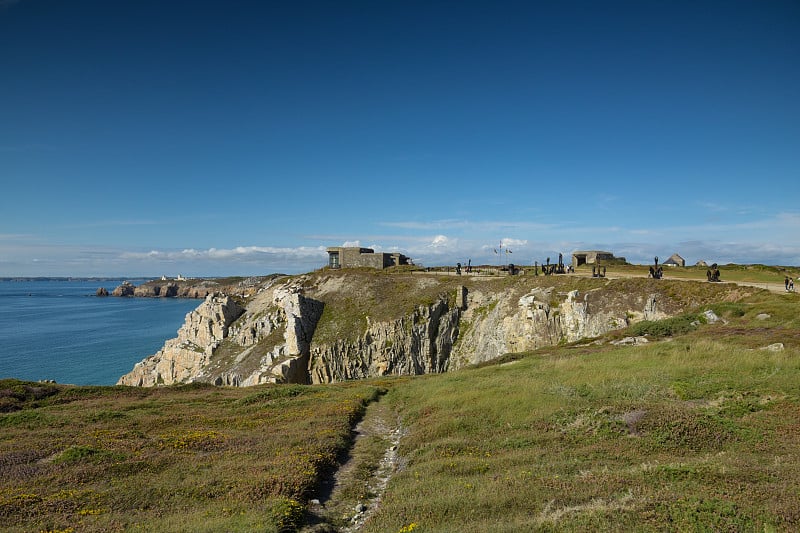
[[0, 379, 384, 533], [2, 287, 798, 531], [119, 268, 759, 387], [360, 289, 800, 532]]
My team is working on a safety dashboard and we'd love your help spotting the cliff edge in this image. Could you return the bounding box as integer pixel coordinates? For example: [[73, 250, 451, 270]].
[[118, 269, 754, 387]]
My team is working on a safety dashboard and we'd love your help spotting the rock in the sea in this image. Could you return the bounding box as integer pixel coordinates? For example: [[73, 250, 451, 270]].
[[112, 282, 135, 297], [96, 287, 109, 297]]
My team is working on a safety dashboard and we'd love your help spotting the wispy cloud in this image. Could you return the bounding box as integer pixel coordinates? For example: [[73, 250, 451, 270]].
[[2, 210, 799, 276], [120, 245, 327, 262], [381, 219, 556, 232], [0, 233, 36, 241]]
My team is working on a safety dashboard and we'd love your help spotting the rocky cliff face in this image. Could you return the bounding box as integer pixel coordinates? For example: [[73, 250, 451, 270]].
[[309, 297, 460, 383], [118, 294, 245, 386], [117, 280, 324, 387], [111, 276, 280, 299], [119, 271, 752, 387], [448, 286, 652, 368], [309, 284, 661, 382]]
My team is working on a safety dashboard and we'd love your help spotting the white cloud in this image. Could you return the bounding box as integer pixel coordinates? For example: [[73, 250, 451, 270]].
[[3, 209, 799, 276], [501, 238, 528, 248], [120, 246, 327, 262], [429, 235, 451, 248]]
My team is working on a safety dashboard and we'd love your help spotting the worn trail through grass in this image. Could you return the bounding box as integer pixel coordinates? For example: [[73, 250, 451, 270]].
[[306, 398, 405, 532]]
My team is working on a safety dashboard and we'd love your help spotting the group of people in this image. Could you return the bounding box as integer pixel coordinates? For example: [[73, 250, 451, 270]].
[[785, 276, 796, 292]]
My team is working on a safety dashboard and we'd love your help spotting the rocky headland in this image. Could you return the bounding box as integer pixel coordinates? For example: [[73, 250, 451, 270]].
[[118, 269, 755, 387], [109, 276, 279, 299]]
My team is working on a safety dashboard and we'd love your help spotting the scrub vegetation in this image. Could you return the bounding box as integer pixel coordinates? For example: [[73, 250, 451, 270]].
[[1, 269, 799, 532], [0, 381, 383, 532]]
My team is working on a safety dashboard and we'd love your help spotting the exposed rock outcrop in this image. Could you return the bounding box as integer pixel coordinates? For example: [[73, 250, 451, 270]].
[[119, 272, 755, 387], [117, 282, 324, 387], [112, 282, 135, 297], [310, 297, 459, 383], [118, 294, 245, 386]]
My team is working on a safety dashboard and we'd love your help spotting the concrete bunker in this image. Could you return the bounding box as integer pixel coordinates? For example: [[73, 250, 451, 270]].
[[327, 247, 411, 269]]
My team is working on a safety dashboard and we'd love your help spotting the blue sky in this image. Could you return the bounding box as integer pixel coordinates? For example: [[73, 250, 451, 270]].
[[1, 0, 799, 276]]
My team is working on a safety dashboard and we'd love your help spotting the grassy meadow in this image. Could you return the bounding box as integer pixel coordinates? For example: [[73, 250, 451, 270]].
[[368, 301, 800, 531], [1, 280, 799, 531], [593, 262, 800, 286], [0, 381, 384, 532]]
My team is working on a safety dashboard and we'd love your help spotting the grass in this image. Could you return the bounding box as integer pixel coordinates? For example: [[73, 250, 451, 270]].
[[361, 289, 800, 532], [3, 273, 799, 531], [308, 270, 462, 345], [594, 262, 800, 285], [308, 268, 756, 349], [0, 380, 383, 532]]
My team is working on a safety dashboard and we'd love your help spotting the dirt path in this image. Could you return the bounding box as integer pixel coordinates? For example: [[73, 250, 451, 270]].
[[417, 268, 793, 294], [304, 400, 404, 532], [600, 270, 789, 294]]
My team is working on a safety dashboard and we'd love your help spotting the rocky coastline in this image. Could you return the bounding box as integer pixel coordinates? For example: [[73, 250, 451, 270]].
[[105, 275, 280, 299], [117, 270, 755, 388]]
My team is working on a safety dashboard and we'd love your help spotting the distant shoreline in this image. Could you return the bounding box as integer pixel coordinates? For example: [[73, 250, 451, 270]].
[[0, 277, 144, 282]]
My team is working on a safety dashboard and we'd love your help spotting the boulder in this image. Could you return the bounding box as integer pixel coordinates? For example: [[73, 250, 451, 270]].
[[760, 343, 785, 352]]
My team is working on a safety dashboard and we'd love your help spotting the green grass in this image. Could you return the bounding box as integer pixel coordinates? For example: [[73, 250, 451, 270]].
[[595, 262, 800, 285], [361, 290, 800, 532], [3, 275, 799, 531], [0, 380, 383, 532]]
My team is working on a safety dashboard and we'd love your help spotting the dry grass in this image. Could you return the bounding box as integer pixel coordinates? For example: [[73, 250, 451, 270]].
[[362, 290, 800, 532], [0, 381, 383, 532], [3, 272, 799, 532]]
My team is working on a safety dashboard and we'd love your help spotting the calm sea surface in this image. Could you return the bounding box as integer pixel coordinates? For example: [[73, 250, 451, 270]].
[[0, 280, 200, 385]]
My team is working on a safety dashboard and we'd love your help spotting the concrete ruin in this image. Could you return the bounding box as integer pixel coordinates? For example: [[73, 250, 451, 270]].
[[571, 250, 625, 267], [326, 247, 411, 270]]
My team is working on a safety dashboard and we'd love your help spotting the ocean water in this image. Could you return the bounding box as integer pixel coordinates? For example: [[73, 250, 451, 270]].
[[0, 279, 200, 385]]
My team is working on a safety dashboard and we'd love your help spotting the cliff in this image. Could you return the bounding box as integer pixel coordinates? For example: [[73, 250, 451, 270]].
[[118, 280, 324, 387], [118, 270, 754, 387], [110, 276, 281, 299]]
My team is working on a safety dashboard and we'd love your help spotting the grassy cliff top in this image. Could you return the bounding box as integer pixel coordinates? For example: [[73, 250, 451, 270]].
[[301, 267, 760, 346], [2, 271, 799, 531]]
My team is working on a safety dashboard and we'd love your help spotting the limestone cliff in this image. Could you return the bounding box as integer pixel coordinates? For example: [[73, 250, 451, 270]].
[[118, 293, 245, 386], [309, 283, 666, 382], [118, 270, 754, 387], [117, 280, 324, 387], [309, 297, 460, 383]]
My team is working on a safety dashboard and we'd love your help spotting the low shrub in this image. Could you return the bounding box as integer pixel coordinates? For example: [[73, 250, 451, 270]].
[[629, 314, 699, 338]]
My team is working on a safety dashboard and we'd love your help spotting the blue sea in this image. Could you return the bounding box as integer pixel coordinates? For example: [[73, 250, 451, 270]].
[[0, 279, 201, 385]]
